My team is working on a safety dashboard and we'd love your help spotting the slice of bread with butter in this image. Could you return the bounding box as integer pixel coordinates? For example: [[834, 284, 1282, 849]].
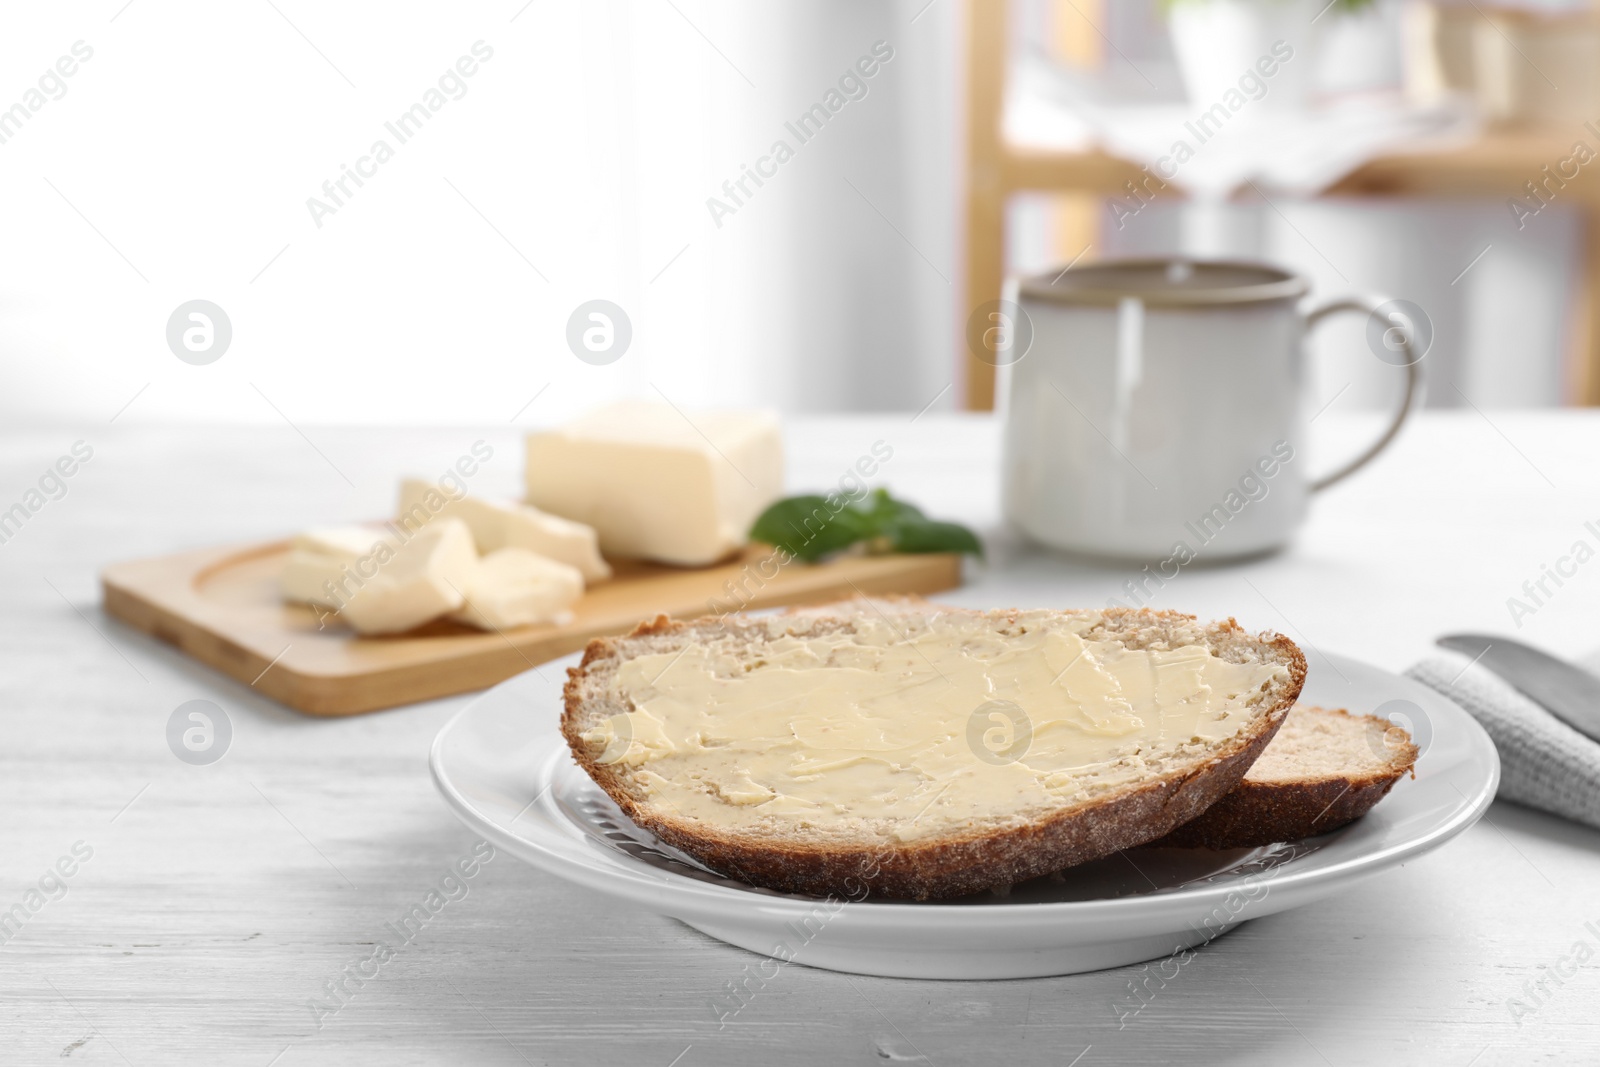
[[562, 604, 1305, 900], [1150, 703, 1417, 850]]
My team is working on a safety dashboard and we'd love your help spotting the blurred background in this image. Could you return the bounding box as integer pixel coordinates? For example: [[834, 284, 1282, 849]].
[[0, 0, 1591, 424]]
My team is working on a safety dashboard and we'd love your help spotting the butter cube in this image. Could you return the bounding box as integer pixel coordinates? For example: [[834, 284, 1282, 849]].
[[397, 479, 610, 584], [280, 525, 397, 608], [339, 518, 477, 635], [291, 525, 397, 559], [497, 504, 611, 583], [281, 551, 347, 608], [525, 401, 783, 566], [448, 548, 584, 631]]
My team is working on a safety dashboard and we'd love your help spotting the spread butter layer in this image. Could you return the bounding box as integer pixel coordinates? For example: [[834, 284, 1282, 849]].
[[582, 616, 1287, 839]]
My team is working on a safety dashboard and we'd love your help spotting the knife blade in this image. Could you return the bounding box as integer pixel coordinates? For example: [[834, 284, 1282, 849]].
[[1436, 633, 1600, 744]]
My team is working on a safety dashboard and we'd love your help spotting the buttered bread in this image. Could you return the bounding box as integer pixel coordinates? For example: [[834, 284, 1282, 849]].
[[562, 605, 1306, 899]]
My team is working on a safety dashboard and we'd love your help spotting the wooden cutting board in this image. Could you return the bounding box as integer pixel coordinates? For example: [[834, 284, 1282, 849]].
[[101, 539, 963, 716]]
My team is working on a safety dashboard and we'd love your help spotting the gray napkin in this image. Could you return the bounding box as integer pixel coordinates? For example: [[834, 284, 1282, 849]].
[[1409, 651, 1600, 831]]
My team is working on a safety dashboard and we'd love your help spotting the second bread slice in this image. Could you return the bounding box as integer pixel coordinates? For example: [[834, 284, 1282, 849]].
[[1150, 704, 1418, 849]]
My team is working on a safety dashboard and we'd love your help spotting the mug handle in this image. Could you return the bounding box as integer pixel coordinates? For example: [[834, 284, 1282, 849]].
[[1304, 296, 1422, 493]]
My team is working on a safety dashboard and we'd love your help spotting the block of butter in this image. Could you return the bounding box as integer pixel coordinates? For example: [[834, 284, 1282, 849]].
[[449, 548, 584, 631], [397, 479, 610, 584], [280, 525, 398, 608], [339, 518, 477, 635], [525, 401, 783, 566]]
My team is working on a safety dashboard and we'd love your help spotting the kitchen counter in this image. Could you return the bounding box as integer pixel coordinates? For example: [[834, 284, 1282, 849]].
[[3, 411, 1597, 1065]]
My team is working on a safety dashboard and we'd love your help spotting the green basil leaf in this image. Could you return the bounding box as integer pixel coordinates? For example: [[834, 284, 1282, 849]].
[[884, 516, 985, 558], [749, 495, 873, 562], [854, 486, 924, 528], [751, 488, 983, 563]]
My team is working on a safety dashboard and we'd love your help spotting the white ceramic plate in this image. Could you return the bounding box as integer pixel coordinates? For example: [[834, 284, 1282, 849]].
[[430, 649, 1498, 979]]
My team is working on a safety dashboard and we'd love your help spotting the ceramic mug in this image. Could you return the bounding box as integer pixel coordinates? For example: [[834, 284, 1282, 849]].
[[998, 258, 1420, 561]]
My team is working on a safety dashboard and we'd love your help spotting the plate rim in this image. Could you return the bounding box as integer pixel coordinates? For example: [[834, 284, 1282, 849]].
[[429, 650, 1500, 923]]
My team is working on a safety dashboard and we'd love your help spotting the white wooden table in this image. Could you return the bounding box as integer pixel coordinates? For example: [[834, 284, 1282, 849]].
[[4, 412, 1599, 1066]]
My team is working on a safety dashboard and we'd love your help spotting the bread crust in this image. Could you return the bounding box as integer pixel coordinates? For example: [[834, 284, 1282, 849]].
[[1148, 706, 1417, 850], [561, 607, 1307, 900]]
